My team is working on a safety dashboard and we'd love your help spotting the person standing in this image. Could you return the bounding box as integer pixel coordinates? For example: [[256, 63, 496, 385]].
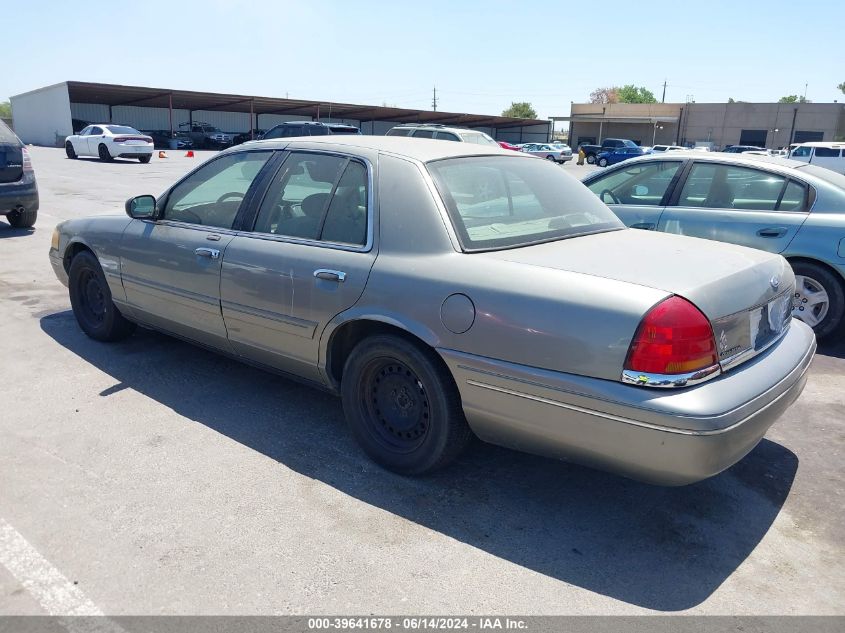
[[577, 145, 586, 165]]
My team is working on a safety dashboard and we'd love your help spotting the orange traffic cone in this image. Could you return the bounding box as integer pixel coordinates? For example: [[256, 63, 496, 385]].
[[185, 150, 194, 158], [158, 150, 167, 158]]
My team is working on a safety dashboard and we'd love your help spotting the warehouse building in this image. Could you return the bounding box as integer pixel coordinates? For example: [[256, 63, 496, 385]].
[[10, 81, 552, 147], [557, 101, 845, 149]]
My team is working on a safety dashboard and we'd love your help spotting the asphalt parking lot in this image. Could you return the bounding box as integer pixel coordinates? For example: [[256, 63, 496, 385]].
[[0, 147, 843, 615]]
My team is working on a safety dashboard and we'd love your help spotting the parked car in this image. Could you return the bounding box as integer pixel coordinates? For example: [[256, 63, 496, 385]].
[[723, 145, 765, 154], [580, 138, 640, 164], [65, 125, 154, 163], [144, 130, 194, 150], [498, 141, 521, 151], [262, 121, 360, 139], [386, 124, 499, 146], [595, 145, 646, 167], [179, 122, 234, 149], [520, 143, 572, 163], [582, 152, 845, 339], [651, 145, 686, 153], [789, 142, 845, 174], [233, 130, 266, 145], [0, 119, 38, 228], [49, 136, 815, 485]]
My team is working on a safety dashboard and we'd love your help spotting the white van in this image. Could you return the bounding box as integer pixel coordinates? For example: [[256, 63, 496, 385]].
[[788, 142, 845, 173]]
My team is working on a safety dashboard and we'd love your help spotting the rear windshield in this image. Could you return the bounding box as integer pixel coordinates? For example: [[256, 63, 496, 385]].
[[459, 132, 499, 147], [0, 120, 20, 144], [106, 125, 142, 135], [328, 126, 360, 135], [427, 156, 624, 251]]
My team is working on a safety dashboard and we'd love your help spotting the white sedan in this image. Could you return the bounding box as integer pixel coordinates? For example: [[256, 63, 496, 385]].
[[65, 125, 154, 163], [520, 143, 572, 163]]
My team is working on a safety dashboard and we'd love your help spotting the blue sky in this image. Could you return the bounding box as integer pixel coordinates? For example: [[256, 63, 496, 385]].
[[4, 0, 843, 118]]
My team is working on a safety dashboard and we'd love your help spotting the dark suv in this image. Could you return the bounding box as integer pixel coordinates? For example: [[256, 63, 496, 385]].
[[0, 120, 38, 229], [261, 121, 360, 139]]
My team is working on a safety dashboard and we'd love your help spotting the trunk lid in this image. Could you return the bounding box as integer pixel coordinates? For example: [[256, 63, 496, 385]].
[[480, 229, 794, 366]]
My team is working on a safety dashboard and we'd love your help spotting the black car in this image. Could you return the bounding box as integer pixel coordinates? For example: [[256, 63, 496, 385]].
[[0, 120, 38, 229], [144, 130, 195, 150], [261, 121, 360, 139]]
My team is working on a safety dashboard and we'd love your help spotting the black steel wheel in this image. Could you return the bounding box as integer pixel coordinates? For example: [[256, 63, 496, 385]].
[[68, 251, 136, 341], [341, 334, 472, 474]]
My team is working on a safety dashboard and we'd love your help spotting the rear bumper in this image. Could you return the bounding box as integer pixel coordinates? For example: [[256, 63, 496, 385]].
[[439, 320, 816, 485], [0, 176, 39, 214]]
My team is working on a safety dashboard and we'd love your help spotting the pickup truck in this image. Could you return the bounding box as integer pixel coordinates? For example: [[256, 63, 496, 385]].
[[579, 138, 640, 164]]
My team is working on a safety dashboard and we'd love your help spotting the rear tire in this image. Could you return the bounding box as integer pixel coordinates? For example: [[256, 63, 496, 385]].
[[341, 334, 472, 475], [790, 261, 844, 341], [65, 142, 77, 159], [138, 155, 151, 164], [598, 157, 609, 167], [546, 155, 556, 161], [98, 144, 113, 162], [6, 208, 37, 228], [68, 251, 136, 342]]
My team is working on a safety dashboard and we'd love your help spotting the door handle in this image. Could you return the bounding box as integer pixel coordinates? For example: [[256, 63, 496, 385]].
[[756, 227, 787, 238], [194, 247, 220, 259], [630, 222, 655, 230], [314, 269, 346, 282]]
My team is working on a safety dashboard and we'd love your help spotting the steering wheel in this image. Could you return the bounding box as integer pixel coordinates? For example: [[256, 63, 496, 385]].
[[600, 189, 621, 204], [173, 208, 203, 224], [216, 191, 245, 205]]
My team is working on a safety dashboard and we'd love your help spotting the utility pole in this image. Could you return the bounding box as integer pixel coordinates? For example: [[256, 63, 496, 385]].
[[803, 82, 808, 101], [432, 86, 438, 112], [661, 80, 667, 103]]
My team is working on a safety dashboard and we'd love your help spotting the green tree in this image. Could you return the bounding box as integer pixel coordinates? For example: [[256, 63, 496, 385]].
[[0, 101, 11, 118], [838, 82, 845, 95], [616, 85, 658, 104], [501, 102, 537, 118], [778, 95, 808, 103]]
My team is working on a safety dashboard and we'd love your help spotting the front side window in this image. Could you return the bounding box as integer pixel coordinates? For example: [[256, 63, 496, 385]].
[[163, 151, 272, 228], [587, 161, 681, 206], [677, 163, 794, 211], [253, 152, 368, 246], [790, 146, 812, 158], [428, 156, 623, 251]]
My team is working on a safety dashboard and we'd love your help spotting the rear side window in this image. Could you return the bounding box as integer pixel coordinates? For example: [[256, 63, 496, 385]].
[[0, 120, 19, 144], [435, 131, 460, 141], [459, 132, 499, 147], [779, 181, 807, 211], [413, 130, 435, 139], [814, 147, 840, 158], [254, 152, 369, 246], [307, 125, 329, 136], [328, 126, 360, 135], [677, 163, 795, 211], [91, 126, 104, 135]]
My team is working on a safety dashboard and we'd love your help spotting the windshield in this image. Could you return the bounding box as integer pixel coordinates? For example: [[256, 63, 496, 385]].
[[459, 132, 499, 147], [427, 156, 624, 251], [622, 140, 638, 148], [106, 125, 142, 135]]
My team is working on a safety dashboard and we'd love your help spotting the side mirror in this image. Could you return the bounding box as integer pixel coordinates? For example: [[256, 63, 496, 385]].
[[125, 195, 156, 219]]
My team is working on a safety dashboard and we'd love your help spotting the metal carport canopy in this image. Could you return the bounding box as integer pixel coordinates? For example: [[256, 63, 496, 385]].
[[66, 81, 548, 130]]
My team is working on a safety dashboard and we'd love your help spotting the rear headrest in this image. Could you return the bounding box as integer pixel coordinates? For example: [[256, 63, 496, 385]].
[[301, 193, 330, 218]]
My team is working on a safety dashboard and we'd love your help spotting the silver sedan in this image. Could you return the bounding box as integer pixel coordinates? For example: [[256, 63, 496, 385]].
[[582, 151, 845, 340], [49, 137, 814, 485], [520, 143, 572, 163]]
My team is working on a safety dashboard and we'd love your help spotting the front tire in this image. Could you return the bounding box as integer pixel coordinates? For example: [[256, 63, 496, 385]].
[[546, 155, 556, 161], [791, 261, 844, 340], [598, 157, 609, 167], [98, 144, 113, 162], [341, 334, 472, 475], [68, 251, 136, 341], [65, 142, 77, 159], [6, 207, 37, 228], [586, 153, 596, 164]]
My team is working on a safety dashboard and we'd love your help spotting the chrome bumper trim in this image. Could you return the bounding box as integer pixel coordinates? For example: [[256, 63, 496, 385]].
[[620, 363, 721, 388]]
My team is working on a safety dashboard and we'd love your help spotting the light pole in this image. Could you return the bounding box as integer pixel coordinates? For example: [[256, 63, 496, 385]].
[[770, 128, 779, 149], [652, 122, 663, 145]]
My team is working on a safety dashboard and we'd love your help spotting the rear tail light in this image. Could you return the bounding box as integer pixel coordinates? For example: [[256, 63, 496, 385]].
[[22, 147, 33, 173], [624, 296, 719, 378], [113, 137, 128, 143]]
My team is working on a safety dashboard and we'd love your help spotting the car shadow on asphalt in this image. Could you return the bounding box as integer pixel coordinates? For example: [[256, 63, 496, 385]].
[[0, 224, 36, 238], [817, 339, 845, 360], [40, 311, 798, 612]]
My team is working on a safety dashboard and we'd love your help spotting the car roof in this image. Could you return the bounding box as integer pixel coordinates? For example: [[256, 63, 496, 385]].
[[586, 150, 811, 177], [235, 135, 524, 162], [792, 141, 845, 148]]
